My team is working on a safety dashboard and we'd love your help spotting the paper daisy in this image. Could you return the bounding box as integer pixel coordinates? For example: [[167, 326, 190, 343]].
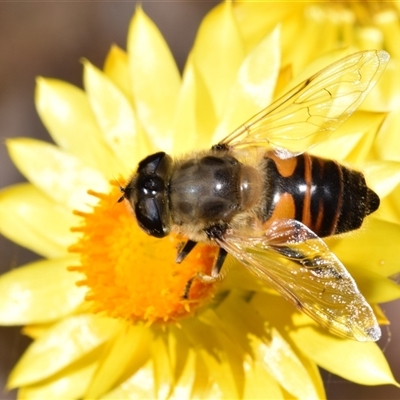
[[233, 0, 400, 70], [0, 2, 400, 399]]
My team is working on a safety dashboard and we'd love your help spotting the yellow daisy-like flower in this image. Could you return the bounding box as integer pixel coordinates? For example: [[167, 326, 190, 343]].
[[231, 0, 400, 332], [1, 2, 400, 399], [232, 0, 400, 213], [233, 0, 400, 69]]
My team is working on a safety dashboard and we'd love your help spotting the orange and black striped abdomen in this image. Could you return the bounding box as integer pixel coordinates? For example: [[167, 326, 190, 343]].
[[262, 153, 380, 237]]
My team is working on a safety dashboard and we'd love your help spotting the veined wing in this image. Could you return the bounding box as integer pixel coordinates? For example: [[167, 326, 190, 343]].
[[219, 50, 389, 158], [217, 219, 381, 342]]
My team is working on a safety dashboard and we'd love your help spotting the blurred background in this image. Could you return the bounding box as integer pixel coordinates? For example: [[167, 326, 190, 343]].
[[0, 2, 399, 399]]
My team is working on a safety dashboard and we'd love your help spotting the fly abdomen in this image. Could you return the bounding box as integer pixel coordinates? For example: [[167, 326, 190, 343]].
[[336, 165, 380, 233], [263, 152, 379, 237]]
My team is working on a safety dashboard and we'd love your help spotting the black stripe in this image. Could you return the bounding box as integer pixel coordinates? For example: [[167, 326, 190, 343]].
[[310, 157, 342, 237], [286, 154, 305, 222], [335, 167, 366, 234]]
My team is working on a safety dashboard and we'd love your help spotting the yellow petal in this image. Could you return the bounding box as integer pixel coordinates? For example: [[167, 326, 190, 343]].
[[85, 324, 151, 398], [0, 183, 77, 258], [190, 353, 225, 399], [328, 218, 400, 278], [243, 360, 284, 400], [334, 112, 385, 162], [374, 9, 400, 60], [23, 323, 56, 340], [184, 316, 241, 399], [0, 257, 85, 325], [362, 59, 399, 111], [151, 332, 176, 399], [290, 316, 399, 386], [355, 26, 384, 53], [6, 138, 109, 211], [346, 117, 387, 163], [35, 77, 121, 178], [218, 257, 272, 295], [282, 48, 350, 90], [199, 342, 242, 398], [168, 347, 204, 400], [8, 315, 120, 388], [251, 329, 321, 400], [251, 291, 300, 333], [83, 60, 150, 173], [201, 298, 267, 396], [101, 361, 155, 400], [282, 12, 336, 75], [349, 267, 400, 304], [361, 160, 400, 199], [193, 1, 245, 119], [173, 54, 217, 153], [382, 186, 400, 226], [233, 2, 296, 52], [373, 304, 390, 326], [103, 45, 132, 102], [127, 6, 180, 153], [311, 130, 364, 161], [17, 359, 97, 400], [211, 291, 266, 347], [212, 26, 281, 143], [295, 348, 326, 400], [375, 109, 400, 162], [310, 111, 386, 161], [166, 328, 223, 399]]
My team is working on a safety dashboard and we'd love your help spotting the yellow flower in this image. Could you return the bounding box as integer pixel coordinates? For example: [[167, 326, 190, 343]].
[[0, 2, 400, 399], [232, 1, 400, 229], [233, 0, 400, 69]]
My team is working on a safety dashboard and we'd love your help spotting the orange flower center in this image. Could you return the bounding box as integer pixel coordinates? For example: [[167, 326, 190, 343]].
[[68, 186, 218, 324]]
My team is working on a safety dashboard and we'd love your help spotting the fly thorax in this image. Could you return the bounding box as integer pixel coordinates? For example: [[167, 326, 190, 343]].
[[170, 155, 241, 225], [239, 165, 263, 211]]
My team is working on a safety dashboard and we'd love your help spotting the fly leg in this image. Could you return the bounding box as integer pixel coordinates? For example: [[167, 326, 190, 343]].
[[175, 240, 197, 264], [183, 247, 227, 299], [182, 223, 228, 299]]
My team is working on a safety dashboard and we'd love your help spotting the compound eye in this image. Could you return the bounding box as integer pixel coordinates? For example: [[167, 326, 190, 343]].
[[133, 151, 172, 238], [138, 175, 165, 197], [137, 152, 169, 175], [135, 197, 168, 238]]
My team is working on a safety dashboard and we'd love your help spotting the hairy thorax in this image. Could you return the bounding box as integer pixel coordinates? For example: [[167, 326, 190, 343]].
[[169, 150, 264, 241]]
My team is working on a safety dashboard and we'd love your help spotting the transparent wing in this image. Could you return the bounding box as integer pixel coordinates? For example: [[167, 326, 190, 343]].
[[217, 219, 381, 342], [219, 50, 389, 158]]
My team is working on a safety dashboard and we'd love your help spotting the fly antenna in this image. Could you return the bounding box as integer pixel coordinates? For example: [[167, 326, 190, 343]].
[[111, 175, 126, 203]]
